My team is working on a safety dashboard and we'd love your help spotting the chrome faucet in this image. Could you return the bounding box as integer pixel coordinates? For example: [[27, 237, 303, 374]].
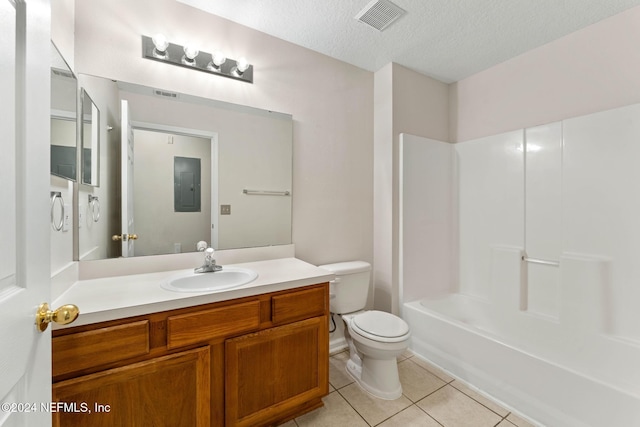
[[194, 247, 222, 273]]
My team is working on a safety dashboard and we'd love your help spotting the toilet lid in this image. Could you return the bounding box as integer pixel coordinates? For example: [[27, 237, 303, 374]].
[[351, 311, 410, 342]]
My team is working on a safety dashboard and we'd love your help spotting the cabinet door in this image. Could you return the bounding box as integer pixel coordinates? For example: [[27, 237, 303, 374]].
[[52, 347, 210, 427], [225, 316, 329, 427]]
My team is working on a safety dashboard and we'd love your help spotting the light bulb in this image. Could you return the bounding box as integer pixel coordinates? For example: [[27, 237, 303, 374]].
[[212, 51, 226, 67], [152, 33, 169, 54], [183, 45, 199, 61], [236, 57, 250, 73]]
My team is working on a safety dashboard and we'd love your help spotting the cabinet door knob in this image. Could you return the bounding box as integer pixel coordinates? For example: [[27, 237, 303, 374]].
[[35, 303, 80, 332]]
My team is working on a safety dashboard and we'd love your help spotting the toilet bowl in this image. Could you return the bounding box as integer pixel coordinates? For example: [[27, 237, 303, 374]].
[[318, 261, 411, 400], [342, 310, 410, 399]]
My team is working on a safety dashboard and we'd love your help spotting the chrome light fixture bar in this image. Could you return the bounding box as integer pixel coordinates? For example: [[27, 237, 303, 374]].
[[141, 35, 253, 84]]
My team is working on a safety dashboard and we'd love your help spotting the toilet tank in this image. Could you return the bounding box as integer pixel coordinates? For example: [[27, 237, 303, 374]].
[[318, 261, 371, 314]]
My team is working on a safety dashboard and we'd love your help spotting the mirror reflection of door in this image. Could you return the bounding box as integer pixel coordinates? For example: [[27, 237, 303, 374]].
[[120, 99, 135, 257], [129, 127, 215, 256]]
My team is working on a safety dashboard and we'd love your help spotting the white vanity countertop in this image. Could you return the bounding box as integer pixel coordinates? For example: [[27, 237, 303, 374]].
[[52, 257, 334, 329]]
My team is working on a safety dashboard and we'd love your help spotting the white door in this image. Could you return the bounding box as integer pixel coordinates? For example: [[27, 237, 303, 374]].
[[121, 100, 135, 257], [210, 136, 219, 249], [0, 0, 52, 425]]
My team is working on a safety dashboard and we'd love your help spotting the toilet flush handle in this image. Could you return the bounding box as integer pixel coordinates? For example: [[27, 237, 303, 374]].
[[328, 277, 340, 300]]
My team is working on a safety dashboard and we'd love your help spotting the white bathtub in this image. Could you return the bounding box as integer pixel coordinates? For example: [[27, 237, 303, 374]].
[[403, 294, 640, 427]]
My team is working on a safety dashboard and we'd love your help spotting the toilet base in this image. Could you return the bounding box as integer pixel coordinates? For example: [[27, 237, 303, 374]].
[[345, 355, 403, 400]]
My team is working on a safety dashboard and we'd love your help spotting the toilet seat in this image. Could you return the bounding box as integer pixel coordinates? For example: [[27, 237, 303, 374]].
[[350, 310, 410, 343]]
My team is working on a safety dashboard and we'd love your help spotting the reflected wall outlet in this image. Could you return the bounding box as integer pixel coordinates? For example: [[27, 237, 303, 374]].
[[220, 205, 231, 215], [174, 243, 181, 253]]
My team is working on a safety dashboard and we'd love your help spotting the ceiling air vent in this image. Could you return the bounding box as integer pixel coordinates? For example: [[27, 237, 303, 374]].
[[355, 0, 406, 32], [153, 89, 179, 99], [51, 67, 74, 79]]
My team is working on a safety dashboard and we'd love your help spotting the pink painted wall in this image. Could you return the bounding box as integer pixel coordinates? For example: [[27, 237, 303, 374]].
[[452, 5, 640, 142], [373, 64, 450, 313]]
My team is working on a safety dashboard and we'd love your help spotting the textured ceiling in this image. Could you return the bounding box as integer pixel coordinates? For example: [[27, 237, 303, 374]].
[[177, 0, 640, 83]]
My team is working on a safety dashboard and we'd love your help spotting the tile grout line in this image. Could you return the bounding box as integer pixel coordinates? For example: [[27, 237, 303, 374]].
[[334, 386, 375, 427], [410, 402, 446, 427], [334, 360, 419, 427], [371, 403, 444, 427], [406, 354, 514, 421], [403, 355, 457, 385], [333, 353, 450, 426]]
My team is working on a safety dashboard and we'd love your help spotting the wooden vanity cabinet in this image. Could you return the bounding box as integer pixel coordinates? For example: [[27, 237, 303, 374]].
[[52, 283, 329, 427]]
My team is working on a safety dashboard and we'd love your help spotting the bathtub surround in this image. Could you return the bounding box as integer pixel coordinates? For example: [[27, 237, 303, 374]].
[[398, 136, 455, 305], [400, 102, 640, 425], [375, 5, 640, 317]]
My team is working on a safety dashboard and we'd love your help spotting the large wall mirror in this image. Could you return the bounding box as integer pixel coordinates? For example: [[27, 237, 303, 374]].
[[50, 42, 77, 181], [78, 74, 293, 260]]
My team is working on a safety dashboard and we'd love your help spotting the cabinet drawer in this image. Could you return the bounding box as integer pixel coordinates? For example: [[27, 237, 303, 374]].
[[167, 300, 261, 349], [53, 320, 150, 377], [272, 285, 327, 324]]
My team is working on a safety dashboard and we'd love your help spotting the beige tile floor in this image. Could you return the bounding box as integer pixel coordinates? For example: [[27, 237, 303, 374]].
[[281, 350, 538, 427]]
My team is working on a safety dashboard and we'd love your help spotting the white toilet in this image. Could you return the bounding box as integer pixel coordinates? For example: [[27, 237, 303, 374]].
[[319, 261, 410, 400]]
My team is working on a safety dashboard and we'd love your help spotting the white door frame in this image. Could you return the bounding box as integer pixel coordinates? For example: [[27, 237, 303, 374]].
[[130, 121, 219, 249]]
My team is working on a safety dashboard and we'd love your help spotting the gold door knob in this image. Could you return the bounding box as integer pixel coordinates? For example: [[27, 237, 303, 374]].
[[35, 303, 79, 332], [112, 234, 138, 241]]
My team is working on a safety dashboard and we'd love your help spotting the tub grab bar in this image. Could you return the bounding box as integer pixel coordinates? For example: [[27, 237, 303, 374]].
[[521, 256, 559, 267]]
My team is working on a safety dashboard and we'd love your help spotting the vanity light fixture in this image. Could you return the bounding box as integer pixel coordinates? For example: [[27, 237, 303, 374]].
[[142, 34, 253, 83]]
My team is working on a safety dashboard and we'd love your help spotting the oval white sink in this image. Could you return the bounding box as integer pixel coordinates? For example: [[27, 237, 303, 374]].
[[161, 267, 258, 292]]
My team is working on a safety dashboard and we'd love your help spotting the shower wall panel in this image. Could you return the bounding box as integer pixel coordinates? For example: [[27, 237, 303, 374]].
[[456, 131, 524, 299], [399, 134, 454, 304], [563, 103, 640, 342]]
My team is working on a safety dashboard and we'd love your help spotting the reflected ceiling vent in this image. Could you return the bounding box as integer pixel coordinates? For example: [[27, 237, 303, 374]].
[[153, 89, 180, 99], [355, 0, 406, 32], [51, 68, 74, 79]]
